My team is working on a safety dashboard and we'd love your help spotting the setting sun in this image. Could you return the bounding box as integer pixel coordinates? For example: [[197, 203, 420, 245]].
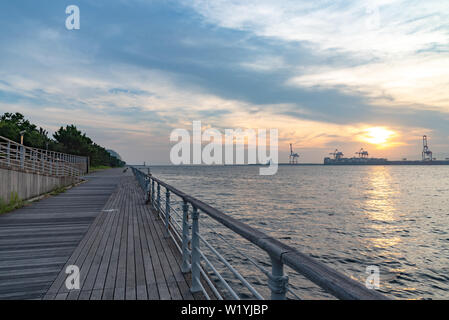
[[360, 127, 396, 145]]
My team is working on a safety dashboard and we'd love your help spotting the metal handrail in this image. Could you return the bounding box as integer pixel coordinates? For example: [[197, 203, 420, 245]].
[[131, 166, 389, 300], [137, 172, 249, 299], [132, 167, 260, 299], [0, 135, 88, 177]]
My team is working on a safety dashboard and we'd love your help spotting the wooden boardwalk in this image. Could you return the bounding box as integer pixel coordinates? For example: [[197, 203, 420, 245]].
[[0, 168, 206, 300]]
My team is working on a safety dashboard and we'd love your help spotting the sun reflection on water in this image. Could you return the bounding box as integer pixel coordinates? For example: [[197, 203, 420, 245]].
[[369, 236, 401, 249], [364, 166, 402, 250], [364, 166, 398, 222]]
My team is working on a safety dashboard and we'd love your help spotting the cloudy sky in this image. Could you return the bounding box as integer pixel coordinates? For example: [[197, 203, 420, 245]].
[[0, 0, 448, 163]]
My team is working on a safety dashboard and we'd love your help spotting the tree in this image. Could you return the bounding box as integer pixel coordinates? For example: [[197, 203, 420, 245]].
[[0, 112, 51, 148], [53, 125, 92, 155], [53, 124, 125, 167], [1, 112, 125, 168]]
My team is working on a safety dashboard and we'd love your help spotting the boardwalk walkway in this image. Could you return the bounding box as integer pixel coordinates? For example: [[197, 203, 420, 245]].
[[0, 168, 204, 300]]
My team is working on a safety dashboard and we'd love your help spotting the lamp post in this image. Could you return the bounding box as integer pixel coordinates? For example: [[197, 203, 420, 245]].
[[19, 130, 26, 169], [20, 130, 26, 145]]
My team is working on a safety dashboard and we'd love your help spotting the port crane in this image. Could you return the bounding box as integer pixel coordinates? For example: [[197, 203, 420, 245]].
[[355, 148, 369, 158], [289, 143, 299, 164], [329, 149, 344, 160], [422, 135, 433, 161]]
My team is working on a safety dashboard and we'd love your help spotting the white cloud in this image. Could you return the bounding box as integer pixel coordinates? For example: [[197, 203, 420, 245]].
[[240, 56, 286, 72], [2, 3, 448, 163], [186, 0, 449, 110], [288, 54, 449, 111], [187, 0, 449, 57]]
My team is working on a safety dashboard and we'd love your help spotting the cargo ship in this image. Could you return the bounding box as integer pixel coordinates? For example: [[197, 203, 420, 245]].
[[324, 149, 390, 165], [324, 137, 449, 165], [324, 154, 449, 165]]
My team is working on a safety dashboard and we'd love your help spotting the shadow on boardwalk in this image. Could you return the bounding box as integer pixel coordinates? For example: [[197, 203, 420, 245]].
[[0, 168, 207, 300]]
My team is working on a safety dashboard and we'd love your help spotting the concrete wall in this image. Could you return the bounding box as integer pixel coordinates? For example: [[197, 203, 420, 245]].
[[0, 167, 77, 203]]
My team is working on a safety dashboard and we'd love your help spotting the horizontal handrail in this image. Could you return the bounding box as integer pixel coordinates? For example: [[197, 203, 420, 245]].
[[143, 174, 249, 299], [132, 167, 260, 299], [131, 166, 389, 300], [0, 135, 86, 162], [0, 135, 88, 177]]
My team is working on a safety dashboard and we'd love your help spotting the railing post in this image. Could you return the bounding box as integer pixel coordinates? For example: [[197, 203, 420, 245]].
[[181, 200, 191, 273], [6, 141, 10, 166], [41, 151, 45, 172], [146, 176, 151, 204], [151, 180, 155, 208], [156, 183, 161, 218], [190, 206, 202, 293], [32, 150, 36, 171], [268, 256, 288, 300], [164, 189, 171, 238], [20, 146, 24, 169]]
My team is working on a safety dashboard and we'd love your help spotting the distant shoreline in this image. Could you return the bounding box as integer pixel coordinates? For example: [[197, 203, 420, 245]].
[[130, 162, 449, 167]]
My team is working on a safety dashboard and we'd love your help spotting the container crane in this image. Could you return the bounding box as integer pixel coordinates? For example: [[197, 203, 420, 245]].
[[422, 135, 433, 161], [329, 149, 344, 160], [355, 148, 369, 158], [289, 143, 299, 164]]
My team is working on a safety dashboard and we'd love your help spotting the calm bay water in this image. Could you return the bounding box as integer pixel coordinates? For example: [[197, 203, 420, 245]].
[[143, 165, 449, 299]]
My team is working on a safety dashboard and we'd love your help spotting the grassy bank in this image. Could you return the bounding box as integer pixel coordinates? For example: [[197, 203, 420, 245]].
[[0, 192, 24, 214], [0, 183, 76, 215], [89, 165, 112, 172]]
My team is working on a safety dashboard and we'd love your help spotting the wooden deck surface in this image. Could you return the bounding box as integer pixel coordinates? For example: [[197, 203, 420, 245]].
[[0, 168, 205, 300]]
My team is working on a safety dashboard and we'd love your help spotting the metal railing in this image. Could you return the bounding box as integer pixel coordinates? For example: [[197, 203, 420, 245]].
[[131, 166, 389, 300], [0, 135, 88, 178]]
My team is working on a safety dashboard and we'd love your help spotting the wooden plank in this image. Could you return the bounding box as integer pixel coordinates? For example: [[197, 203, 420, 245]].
[[102, 187, 126, 292], [77, 214, 116, 293], [34, 171, 217, 300], [43, 181, 119, 297], [136, 198, 171, 300], [92, 187, 125, 293], [113, 287, 125, 300], [133, 193, 148, 300], [140, 197, 182, 300], [125, 190, 137, 300], [78, 290, 92, 300], [43, 212, 107, 297], [0, 266, 62, 279], [0, 275, 56, 288], [0, 168, 123, 300], [101, 288, 114, 300], [135, 195, 159, 300], [113, 182, 129, 300], [90, 289, 103, 300], [152, 216, 196, 300], [49, 210, 109, 297], [148, 206, 192, 300], [0, 256, 67, 268], [78, 192, 121, 293], [139, 186, 212, 300], [64, 189, 119, 300], [54, 293, 68, 300]]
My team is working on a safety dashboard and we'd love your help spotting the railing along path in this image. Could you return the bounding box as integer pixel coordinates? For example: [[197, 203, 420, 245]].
[[131, 166, 389, 300], [0, 135, 88, 177]]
